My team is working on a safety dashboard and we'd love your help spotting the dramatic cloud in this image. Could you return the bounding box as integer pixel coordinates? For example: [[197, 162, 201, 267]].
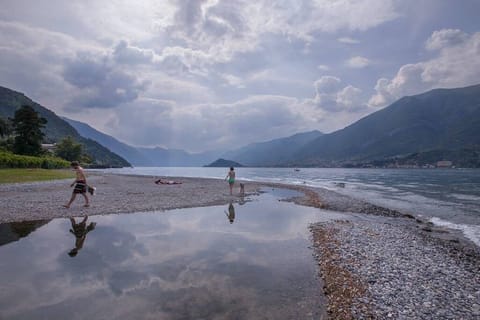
[[113, 41, 156, 65], [425, 29, 468, 51], [111, 95, 317, 152], [368, 64, 427, 107], [308, 76, 364, 112], [369, 30, 480, 107], [0, 1, 479, 151], [63, 53, 150, 109], [337, 86, 364, 110], [142, 0, 401, 75]]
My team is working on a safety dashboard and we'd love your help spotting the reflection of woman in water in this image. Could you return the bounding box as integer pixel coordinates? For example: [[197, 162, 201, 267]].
[[68, 216, 96, 257], [224, 202, 235, 224]]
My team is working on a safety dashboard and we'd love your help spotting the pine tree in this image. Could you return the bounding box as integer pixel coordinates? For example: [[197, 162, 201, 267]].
[[12, 105, 47, 156], [0, 117, 12, 138]]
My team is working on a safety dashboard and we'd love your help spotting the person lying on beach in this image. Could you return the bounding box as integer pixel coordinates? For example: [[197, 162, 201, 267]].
[[64, 161, 93, 208], [155, 179, 182, 185], [68, 216, 96, 257]]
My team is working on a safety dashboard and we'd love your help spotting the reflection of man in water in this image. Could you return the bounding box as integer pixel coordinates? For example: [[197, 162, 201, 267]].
[[225, 202, 235, 224], [68, 216, 96, 257]]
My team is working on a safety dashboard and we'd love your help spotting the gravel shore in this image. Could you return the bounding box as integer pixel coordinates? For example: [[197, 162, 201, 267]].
[[0, 174, 267, 223], [0, 172, 402, 223], [311, 216, 480, 320], [1, 173, 479, 320]]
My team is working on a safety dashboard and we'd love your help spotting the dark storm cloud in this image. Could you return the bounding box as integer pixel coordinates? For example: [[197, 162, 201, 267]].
[[169, 0, 248, 42], [63, 53, 149, 109], [63, 54, 110, 88]]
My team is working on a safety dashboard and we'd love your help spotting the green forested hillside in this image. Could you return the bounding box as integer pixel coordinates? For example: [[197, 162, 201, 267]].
[[64, 117, 152, 166], [295, 84, 480, 166], [0, 86, 130, 167]]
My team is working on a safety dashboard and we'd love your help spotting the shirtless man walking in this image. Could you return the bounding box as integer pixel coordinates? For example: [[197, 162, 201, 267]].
[[64, 161, 90, 208]]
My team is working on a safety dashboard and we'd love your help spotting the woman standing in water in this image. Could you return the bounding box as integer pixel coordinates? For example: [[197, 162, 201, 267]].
[[225, 167, 236, 195]]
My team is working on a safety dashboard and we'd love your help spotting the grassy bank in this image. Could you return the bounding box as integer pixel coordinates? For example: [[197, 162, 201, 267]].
[[0, 151, 70, 169], [0, 168, 73, 184]]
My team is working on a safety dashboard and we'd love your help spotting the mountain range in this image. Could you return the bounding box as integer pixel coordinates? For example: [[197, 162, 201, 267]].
[[292, 84, 480, 166], [65, 117, 326, 167], [2, 84, 479, 168], [66, 84, 480, 168], [222, 130, 323, 166], [64, 117, 220, 166]]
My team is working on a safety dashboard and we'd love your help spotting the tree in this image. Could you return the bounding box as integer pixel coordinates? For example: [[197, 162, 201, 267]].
[[0, 117, 13, 139], [12, 105, 47, 156], [55, 136, 83, 161]]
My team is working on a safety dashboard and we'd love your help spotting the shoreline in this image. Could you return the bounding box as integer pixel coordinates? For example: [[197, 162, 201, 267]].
[[0, 174, 266, 223], [1, 173, 479, 319], [0, 172, 387, 223]]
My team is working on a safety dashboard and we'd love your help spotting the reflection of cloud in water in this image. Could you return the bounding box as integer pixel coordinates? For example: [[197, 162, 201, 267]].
[[108, 270, 150, 296], [0, 191, 323, 319]]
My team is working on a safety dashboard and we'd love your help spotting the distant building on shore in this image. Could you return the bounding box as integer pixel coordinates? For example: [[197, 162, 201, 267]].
[[41, 143, 56, 153], [436, 160, 453, 168]]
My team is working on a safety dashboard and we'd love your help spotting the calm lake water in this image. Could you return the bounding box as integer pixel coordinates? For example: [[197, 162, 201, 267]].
[[0, 189, 330, 320], [104, 167, 480, 246]]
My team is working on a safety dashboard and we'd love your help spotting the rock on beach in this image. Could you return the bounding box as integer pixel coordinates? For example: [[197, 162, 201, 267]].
[[311, 218, 480, 320]]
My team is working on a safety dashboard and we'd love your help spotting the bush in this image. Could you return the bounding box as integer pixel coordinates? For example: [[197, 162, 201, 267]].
[[0, 151, 69, 169], [55, 136, 83, 161]]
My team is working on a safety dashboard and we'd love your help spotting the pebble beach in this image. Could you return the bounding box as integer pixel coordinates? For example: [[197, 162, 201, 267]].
[[0, 174, 265, 223], [0, 173, 479, 319]]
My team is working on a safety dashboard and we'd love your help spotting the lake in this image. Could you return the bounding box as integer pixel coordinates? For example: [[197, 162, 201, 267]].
[[104, 167, 480, 247]]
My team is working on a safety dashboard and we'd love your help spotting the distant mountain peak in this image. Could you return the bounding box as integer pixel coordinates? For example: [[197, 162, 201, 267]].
[[205, 158, 244, 168], [223, 130, 324, 166]]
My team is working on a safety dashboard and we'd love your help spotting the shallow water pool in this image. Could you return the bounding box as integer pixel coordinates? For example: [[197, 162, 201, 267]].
[[0, 189, 327, 320]]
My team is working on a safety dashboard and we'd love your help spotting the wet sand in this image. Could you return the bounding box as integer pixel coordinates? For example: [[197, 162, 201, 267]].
[[1, 173, 479, 319]]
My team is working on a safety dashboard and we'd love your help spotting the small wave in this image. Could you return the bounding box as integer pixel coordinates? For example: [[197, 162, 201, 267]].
[[430, 217, 480, 247], [450, 193, 480, 201], [395, 183, 421, 188]]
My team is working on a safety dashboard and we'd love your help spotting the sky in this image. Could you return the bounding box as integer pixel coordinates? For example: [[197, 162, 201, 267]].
[[1, 0, 479, 153]]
